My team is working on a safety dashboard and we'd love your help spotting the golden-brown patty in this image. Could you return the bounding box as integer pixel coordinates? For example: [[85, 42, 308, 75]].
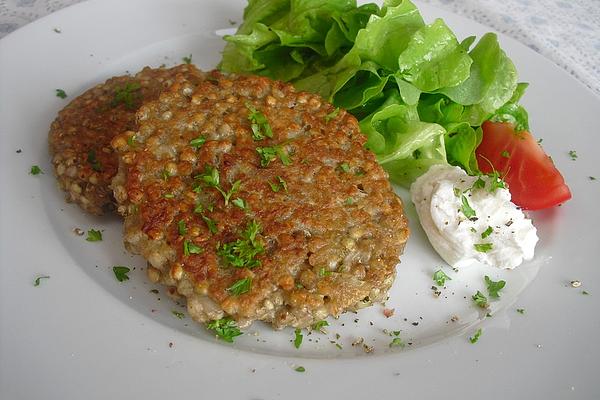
[[48, 64, 204, 215], [111, 71, 409, 329]]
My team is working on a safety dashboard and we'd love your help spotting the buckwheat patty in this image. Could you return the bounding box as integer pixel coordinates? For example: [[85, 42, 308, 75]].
[[111, 71, 409, 329], [48, 64, 205, 215]]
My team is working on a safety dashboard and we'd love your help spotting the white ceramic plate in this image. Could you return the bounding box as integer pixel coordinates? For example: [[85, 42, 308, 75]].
[[1, 0, 599, 398]]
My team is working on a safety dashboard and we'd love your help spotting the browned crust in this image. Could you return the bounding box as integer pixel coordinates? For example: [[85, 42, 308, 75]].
[[112, 71, 409, 329], [48, 64, 203, 215]]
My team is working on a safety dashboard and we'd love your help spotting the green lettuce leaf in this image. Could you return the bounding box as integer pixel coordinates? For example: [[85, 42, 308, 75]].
[[490, 82, 530, 131], [221, 0, 360, 80], [359, 91, 447, 186], [295, 0, 424, 99], [440, 33, 518, 113], [396, 18, 472, 91], [444, 123, 482, 174], [350, 0, 424, 72]]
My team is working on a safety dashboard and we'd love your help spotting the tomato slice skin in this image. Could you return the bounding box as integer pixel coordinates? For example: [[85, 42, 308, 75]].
[[476, 121, 571, 210]]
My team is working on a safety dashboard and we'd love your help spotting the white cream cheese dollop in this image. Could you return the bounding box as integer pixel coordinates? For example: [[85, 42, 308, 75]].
[[410, 164, 538, 269]]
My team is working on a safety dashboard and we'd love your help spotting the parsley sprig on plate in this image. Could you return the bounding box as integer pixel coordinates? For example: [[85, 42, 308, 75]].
[[86, 229, 102, 242], [206, 317, 243, 343], [113, 266, 130, 282], [432, 269, 451, 286], [485, 275, 506, 298]]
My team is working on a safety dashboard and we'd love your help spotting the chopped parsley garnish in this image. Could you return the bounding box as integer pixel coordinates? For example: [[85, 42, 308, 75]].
[[469, 328, 482, 344], [198, 164, 220, 187], [488, 173, 507, 192], [269, 176, 288, 192], [217, 220, 264, 269], [177, 220, 187, 235], [223, 181, 242, 205], [29, 165, 43, 175], [192, 181, 202, 193], [164, 193, 175, 199], [485, 275, 506, 298], [460, 195, 476, 219], [294, 328, 303, 349], [474, 243, 493, 253], [161, 169, 171, 181], [33, 275, 50, 286], [256, 146, 277, 167], [182, 54, 193, 64], [232, 197, 248, 210], [472, 176, 486, 190], [481, 226, 493, 239], [196, 165, 241, 206], [294, 366, 306, 372], [189, 135, 206, 148], [272, 147, 289, 166], [453, 187, 461, 197], [568, 150, 578, 160], [111, 82, 141, 109], [86, 229, 103, 242], [172, 310, 185, 319], [501, 150, 510, 158], [477, 155, 508, 192], [55, 89, 67, 99], [256, 145, 291, 167], [472, 291, 489, 308], [87, 150, 102, 172], [432, 269, 451, 287], [312, 320, 329, 332], [202, 215, 218, 234], [389, 337, 405, 348], [317, 267, 331, 277], [183, 240, 203, 256], [246, 102, 273, 140], [582, 290, 590, 295], [344, 197, 354, 206], [227, 277, 252, 295], [127, 134, 137, 146], [324, 107, 340, 123], [206, 317, 242, 343], [516, 308, 525, 314], [113, 266, 131, 282], [339, 162, 351, 173]]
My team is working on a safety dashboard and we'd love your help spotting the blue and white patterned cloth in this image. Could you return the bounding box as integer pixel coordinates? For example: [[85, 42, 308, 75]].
[[1, 0, 599, 96]]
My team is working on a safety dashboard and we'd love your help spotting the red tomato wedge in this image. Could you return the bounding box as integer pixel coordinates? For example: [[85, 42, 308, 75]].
[[476, 121, 571, 210]]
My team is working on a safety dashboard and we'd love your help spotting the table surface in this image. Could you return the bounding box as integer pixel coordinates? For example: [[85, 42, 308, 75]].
[[1, 0, 599, 97]]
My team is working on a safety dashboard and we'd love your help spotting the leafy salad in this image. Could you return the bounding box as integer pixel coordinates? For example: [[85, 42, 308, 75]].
[[220, 0, 531, 188]]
